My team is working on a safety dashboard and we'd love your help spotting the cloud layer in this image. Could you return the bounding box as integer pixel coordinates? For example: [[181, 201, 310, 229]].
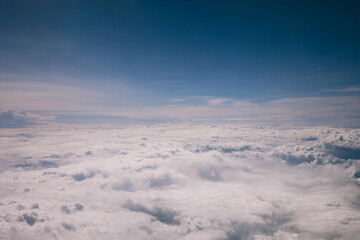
[[1, 77, 360, 127], [0, 123, 359, 239]]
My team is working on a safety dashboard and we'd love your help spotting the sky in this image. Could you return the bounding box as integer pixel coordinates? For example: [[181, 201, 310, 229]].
[[0, 0, 359, 126], [1, 2, 360, 239]]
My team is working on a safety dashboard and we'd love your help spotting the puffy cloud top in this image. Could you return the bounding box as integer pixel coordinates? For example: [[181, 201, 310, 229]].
[[0, 123, 359, 239]]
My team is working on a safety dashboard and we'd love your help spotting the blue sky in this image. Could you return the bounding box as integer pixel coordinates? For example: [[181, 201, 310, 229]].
[[0, 0, 359, 126]]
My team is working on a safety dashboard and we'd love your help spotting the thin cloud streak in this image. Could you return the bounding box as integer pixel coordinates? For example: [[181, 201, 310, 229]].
[[0, 81, 102, 111], [208, 98, 233, 106], [322, 87, 360, 93], [1, 79, 359, 127], [105, 96, 360, 127]]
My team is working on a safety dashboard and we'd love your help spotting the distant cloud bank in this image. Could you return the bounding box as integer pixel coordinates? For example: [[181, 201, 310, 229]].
[[0, 78, 359, 127], [0, 110, 55, 128]]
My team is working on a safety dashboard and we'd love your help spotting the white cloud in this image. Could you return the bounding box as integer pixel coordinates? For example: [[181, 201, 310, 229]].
[[207, 98, 233, 106], [0, 123, 359, 239]]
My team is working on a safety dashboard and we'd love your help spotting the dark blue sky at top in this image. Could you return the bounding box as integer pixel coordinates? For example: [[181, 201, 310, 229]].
[[0, 0, 359, 102]]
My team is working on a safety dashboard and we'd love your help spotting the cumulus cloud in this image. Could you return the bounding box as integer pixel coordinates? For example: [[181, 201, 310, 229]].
[[0, 123, 359, 239]]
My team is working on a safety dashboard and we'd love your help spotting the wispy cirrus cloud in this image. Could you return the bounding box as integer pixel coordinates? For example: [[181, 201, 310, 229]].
[[207, 98, 233, 106], [112, 96, 360, 127], [170, 98, 187, 103], [322, 87, 360, 93], [0, 80, 103, 112], [0, 73, 151, 112]]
